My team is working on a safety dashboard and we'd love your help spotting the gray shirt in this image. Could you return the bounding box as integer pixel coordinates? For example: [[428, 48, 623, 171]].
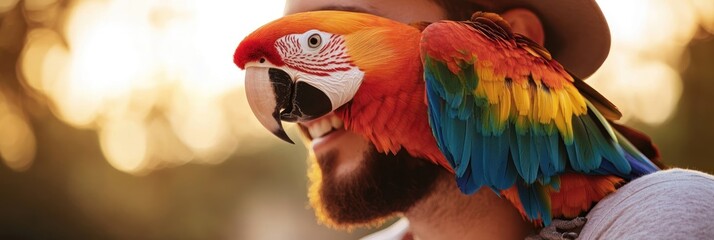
[[363, 169, 714, 240]]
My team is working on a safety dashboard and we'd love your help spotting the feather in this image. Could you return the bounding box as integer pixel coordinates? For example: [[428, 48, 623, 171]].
[[456, 163, 480, 194], [569, 115, 598, 172], [419, 12, 661, 225], [573, 76, 622, 120], [516, 182, 552, 226], [239, 12, 660, 227], [511, 126, 539, 184], [616, 130, 660, 175], [469, 126, 486, 189], [484, 128, 515, 190], [610, 122, 664, 168], [582, 108, 630, 174]]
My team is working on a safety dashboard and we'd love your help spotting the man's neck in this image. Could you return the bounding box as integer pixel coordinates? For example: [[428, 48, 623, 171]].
[[405, 173, 535, 240]]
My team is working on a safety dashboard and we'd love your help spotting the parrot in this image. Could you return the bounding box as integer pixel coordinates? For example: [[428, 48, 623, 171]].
[[233, 10, 662, 230]]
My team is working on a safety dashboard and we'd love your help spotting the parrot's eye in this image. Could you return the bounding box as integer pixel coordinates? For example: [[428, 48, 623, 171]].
[[307, 34, 322, 48], [293, 30, 328, 52]]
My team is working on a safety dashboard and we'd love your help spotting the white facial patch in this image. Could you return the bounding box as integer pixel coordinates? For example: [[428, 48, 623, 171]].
[[275, 30, 365, 111], [295, 68, 364, 110]]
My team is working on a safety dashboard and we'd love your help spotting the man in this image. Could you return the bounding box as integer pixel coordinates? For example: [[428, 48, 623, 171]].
[[281, 0, 714, 239]]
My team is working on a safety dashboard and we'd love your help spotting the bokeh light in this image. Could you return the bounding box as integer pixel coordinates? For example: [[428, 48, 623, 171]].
[[592, 0, 714, 125], [18, 0, 286, 173], [0, 0, 19, 14], [0, 91, 36, 172], [0, 1, 713, 240], [5, 0, 714, 173]]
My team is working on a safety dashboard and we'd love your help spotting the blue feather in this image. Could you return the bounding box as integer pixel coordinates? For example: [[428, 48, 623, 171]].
[[548, 176, 561, 192], [461, 117, 474, 177], [458, 96, 474, 120], [421, 26, 665, 227], [625, 153, 657, 178], [448, 115, 468, 177], [573, 114, 606, 171], [535, 134, 556, 177], [616, 131, 659, 174], [549, 132, 566, 173], [484, 128, 515, 190], [510, 126, 539, 184], [469, 127, 486, 189], [516, 182, 552, 226], [425, 66, 452, 168], [569, 115, 598, 172], [456, 163, 480, 194], [581, 111, 630, 174]]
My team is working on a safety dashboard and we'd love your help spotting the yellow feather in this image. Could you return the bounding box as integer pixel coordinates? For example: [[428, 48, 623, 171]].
[[557, 90, 574, 141], [499, 82, 511, 124], [537, 85, 559, 124], [564, 85, 587, 115], [554, 110, 569, 142], [512, 81, 531, 116], [549, 89, 560, 121], [535, 86, 547, 123], [483, 80, 508, 105], [482, 82, 494, 103], [474, 81, 486, 99], [478, 61, 495, 81]]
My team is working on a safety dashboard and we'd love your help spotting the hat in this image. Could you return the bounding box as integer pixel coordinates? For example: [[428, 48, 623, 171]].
[[285, 0, 611, 79], [473, 0, 611, 79]]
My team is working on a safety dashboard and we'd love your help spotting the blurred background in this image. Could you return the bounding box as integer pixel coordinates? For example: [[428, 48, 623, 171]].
[[0, 0, 712, 239]]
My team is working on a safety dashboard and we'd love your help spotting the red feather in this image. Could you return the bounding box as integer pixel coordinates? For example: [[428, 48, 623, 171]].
[[234, 38, 285, 69], [502, 174, 623, 219]]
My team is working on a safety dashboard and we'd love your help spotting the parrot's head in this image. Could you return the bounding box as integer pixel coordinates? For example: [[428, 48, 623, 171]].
[[234, 10, 422, 144]]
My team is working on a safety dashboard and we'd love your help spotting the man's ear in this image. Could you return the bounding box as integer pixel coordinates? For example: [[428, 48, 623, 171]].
[[501, 8, 544, 46]]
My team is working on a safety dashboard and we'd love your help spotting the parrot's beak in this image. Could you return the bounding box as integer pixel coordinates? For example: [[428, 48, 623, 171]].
[[244, 66, 333, 144]]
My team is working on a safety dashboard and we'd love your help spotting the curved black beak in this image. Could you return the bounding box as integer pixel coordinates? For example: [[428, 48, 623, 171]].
[[244, 67, 332, 144]]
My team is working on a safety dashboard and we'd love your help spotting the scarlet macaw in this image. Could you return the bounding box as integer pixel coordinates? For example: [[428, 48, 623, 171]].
[[233, 10, 661, 226]]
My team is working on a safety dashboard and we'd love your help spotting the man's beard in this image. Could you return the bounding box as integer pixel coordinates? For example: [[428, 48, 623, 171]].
[[307, 144, 443, 229]]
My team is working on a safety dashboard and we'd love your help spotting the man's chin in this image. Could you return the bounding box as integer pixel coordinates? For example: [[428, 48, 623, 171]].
[[307, 144, 442, 230]]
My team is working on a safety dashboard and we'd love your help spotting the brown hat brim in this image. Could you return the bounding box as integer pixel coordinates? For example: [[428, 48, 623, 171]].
[[474, 0, 611, 79]]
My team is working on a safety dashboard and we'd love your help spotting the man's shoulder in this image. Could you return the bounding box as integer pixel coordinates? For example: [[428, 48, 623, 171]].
[[362, 169, 714, 240], [580, 168, 714, 240]]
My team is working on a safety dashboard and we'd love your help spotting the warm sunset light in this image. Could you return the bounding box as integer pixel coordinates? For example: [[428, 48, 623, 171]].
[[4, 0, 713, 173], [17, 0, 286, 173], [1, 1, 713, 239], [591, 0, 714, 125], [0, 91, 35, 172]]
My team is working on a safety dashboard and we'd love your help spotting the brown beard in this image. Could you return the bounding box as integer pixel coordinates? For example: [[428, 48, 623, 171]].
[[307, 144, 442, 229]]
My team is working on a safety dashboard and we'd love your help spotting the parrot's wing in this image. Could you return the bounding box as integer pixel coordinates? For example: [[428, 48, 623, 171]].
[[420, 12, 659, 223]]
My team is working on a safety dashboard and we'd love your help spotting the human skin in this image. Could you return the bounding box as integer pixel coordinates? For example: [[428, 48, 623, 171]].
[[285, 0, 543, 239]]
